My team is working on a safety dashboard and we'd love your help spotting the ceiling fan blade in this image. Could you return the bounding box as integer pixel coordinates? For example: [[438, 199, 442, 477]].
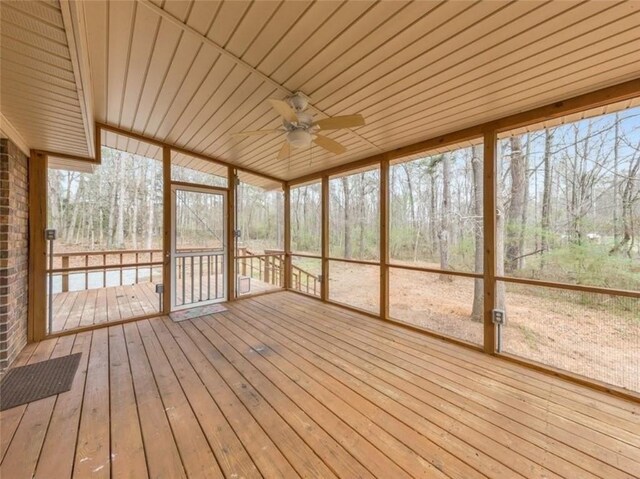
[[231, 129, 281, 138], [268, 99, 298, 123], [313, 114, 365, 130], [313, 135, 347, 155], [277, 141, 291, 160]]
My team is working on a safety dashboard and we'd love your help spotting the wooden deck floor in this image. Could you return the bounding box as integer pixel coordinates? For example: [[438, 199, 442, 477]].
[[4, 292, 639, 479], [51, 279, 276, 332]]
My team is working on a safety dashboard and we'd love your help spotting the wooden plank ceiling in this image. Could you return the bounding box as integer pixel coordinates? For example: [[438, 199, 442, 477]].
[[3, 1, 640, 181], [0, 0, 92, 157]]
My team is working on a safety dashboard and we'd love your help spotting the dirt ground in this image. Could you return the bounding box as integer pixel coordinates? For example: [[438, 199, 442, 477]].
[[326, 262, 639, 393]]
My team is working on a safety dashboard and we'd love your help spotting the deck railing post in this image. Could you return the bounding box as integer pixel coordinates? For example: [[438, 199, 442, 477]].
[[483, 129, 497, 354], [61, 255, 69, 292]]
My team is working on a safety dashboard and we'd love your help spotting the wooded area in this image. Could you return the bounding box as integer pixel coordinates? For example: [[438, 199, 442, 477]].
[[48, 108, 639, 305]]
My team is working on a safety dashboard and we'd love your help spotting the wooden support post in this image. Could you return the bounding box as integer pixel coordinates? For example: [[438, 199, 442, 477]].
[[28, 150, 47, 341], [321, 176, 329, 301], [162, 146, 171, 314], [227, 167, 236, 300], [283, 183, 292, 289], [483, 130, 497, 354], [380, 161, 389, 320]]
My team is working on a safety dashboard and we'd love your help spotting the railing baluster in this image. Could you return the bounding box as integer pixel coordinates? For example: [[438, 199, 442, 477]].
[[190, 256, 194, 304], [119, 253, 123, 286], [207, 254, 211, 300], [199, 255, 203, 301], [135, 253, 139, 284], [182, 257, 186, 306]]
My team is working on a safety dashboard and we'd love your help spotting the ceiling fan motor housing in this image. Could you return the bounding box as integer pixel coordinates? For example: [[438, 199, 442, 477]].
[[288, 91, 310, 112]]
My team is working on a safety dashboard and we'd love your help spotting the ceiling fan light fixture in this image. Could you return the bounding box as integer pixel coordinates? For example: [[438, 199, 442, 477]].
[[287, 129, 312, 148]]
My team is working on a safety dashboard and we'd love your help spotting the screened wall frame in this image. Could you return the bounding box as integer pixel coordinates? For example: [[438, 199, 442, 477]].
[[281, 80, 640, 401]]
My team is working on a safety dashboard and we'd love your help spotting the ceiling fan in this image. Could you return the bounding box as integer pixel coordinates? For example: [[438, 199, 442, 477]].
[[232, 92, 365, 160]]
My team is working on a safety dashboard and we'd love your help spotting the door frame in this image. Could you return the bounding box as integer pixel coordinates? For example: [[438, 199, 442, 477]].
[[170, 183, 228, 311]]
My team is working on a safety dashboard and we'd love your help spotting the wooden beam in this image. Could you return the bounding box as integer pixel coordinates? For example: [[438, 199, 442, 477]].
[[97, 122, 284, 185], [28, 150, 47, 341], [321, 176, 329, 301], [288, 78, 640, 186], [94, 122, 101, 164], [482, 130, 497, 355], [227, 167, 236, 301], [34, 150, 99, 164], [380, 161, 389, 320], [162, 146, 171, 314], [283, 183, 292, 289]]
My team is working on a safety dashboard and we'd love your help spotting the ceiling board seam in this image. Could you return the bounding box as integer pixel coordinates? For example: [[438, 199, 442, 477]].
[[377, 53, 640, 146], [258, 2, 345, 79], [0, 33, 73, 62], [197, 85, 281, 154], [302, 1, 442, 100], [0, 59, 77, 86], [138, 0, 382, 152], [180, 70, 257, 148], [149, 43, 209, 138], [137, 22, 187, 135], [328, 0, 618, 119], [221, 1, 252, 49], [250, 1, 315, 72], [1, 95, 83, 116], [148, 2, 221, 138], [1, 17, 69, 48], [117, 1, 138, 128], [274, 1, 379, 87], [317, 0, 513, 112], [2, 2, 66, 31], [168, 63, 246, 146], [127, 10, 162, 134], [359, 26, 640, 141]]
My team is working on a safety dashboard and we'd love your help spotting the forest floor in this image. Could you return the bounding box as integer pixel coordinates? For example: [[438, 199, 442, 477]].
[[327, 261, 639, 393]]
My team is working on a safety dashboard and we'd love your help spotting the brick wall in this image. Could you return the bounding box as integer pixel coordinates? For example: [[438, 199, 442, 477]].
[[0, 138, 29, 370]]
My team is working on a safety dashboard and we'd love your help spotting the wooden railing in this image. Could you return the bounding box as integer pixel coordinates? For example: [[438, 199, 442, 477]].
[[175, 252, 225, 307], [237, 248, 320, 296], [236, 249, 285, 289], [48, 249, 163, 292]]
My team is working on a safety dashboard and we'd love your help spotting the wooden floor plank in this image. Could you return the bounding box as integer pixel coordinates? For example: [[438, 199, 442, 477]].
[[108, 325, 148, 479], [3, 292, 638, 479], [231, 301, 574, 478], [254, 294, 640, 478], [0, 342, 38, 460], [136, 320, 224, 479], [183, 320, 341, 478], [166, 318, 300, 478], [237, 298, 612, 479], [122, 322, 187, 479], [149, 319, 261, 479], [206, 312, 460, 479], [0, 337, 74, 479], [34, 332, 91, 478], [74, 328, 110, 479]]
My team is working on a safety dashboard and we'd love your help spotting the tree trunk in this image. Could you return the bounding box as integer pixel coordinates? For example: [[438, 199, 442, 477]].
[[114, 155, 126, 248], [471, 145, 484, 321], [505, 136, 526, 273], [342, 176, 351, 258], [438, 154, 451, 280], [540, 128, 554, 270]]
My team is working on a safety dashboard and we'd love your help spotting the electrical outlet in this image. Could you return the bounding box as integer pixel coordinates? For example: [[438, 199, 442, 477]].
[[492, 309, 506, 325]]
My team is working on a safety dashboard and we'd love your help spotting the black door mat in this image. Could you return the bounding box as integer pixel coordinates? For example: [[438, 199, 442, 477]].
[[0, 353, 82, 411]]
